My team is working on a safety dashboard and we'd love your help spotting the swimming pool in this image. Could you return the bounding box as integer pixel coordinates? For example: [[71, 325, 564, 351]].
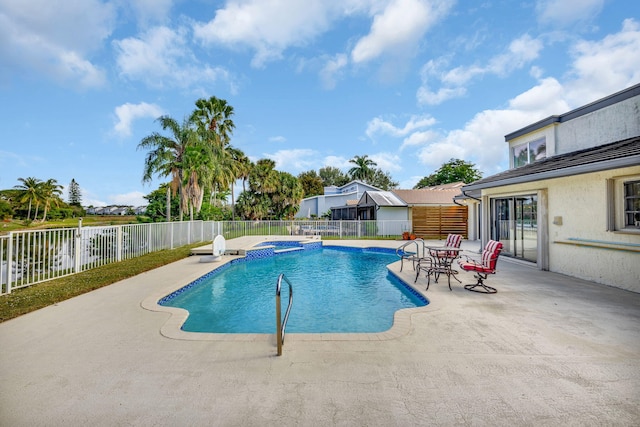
[[160, 245, 427, 333]]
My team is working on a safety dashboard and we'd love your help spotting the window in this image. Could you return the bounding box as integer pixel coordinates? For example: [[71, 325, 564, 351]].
[[624, 180, 640, 228], [512, 138, 547, 168], [607, 177, 640, 231]]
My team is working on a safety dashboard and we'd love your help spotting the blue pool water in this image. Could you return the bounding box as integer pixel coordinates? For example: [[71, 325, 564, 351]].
[[160, 246, 427, 333]]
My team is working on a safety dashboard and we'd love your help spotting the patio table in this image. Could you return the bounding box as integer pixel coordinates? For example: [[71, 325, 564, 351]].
[[414, 246, 463, 291]]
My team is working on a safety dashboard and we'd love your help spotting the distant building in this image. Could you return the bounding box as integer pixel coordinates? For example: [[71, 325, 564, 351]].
[[296, 180, 382, 218]]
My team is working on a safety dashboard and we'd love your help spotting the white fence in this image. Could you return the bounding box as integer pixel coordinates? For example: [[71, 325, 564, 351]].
[[1, 219, 410, 295]]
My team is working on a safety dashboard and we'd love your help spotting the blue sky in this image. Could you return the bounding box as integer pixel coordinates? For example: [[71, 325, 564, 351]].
[[1, 0, 639, 207]]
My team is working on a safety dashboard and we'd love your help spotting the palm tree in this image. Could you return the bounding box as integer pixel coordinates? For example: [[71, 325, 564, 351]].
[[190, 96, 235, 147], [138, 115, 198, 221], [272, 172, 304, 219], [348, 155, 377, 182], [190, 96, 238, 214], [40, 178, 63, 222], [14, 177, 42, 220], [250, 159, 279, 195], [227, 147, 250, 220]]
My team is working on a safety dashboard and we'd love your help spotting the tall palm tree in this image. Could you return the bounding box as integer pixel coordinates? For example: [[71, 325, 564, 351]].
[[40, 178, 63, 222], [250, 159, 279, 195], [190, 96, 238, 214], [190, 96, 235, 147], [227, 147, 250, 220], [272, 172, 304, 219], [14, 177, 42, 220], [138, 115, 198, 221], [348, 155, 377, 182]]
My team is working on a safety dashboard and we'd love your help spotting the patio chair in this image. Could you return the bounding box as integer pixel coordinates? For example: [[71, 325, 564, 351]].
[[431, 233, 463, 259], [458, 240, 503, 294]]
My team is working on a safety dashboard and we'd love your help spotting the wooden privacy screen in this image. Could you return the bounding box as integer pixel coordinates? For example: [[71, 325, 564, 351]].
[[412, 206, 468, 239]]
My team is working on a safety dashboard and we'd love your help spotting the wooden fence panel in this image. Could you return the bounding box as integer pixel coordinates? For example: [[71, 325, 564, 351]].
[[412, 206, 468, 239]]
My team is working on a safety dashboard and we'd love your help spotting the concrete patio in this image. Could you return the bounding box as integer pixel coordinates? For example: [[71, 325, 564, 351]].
[[1, 238, 639, 426]]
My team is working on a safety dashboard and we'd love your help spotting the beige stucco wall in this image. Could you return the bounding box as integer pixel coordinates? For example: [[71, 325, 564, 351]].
[[481, 165, 640, 292]]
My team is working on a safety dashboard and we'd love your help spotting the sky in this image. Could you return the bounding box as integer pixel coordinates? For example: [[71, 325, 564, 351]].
[[1, 0, 639, 207]]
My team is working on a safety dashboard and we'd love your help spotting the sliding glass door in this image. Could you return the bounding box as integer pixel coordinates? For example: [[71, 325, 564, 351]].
[[491, 195, 537, 262]]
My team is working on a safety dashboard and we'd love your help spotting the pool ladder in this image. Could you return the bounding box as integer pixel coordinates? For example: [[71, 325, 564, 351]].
[[276, 273, 293, 356]]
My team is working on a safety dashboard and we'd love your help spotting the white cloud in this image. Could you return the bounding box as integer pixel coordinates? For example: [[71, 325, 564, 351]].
[[264, 148, 318, 172], [193, 0, 337, 68], [416, 19, 640, 177], [369, 152, 402, 172], [366, 114, 437, 139], [322, 155, 351, 170], [109, 191, 147, 206], [320, 53, 348, 89], [351, 0, 454, 64], [536, 0, 604, 29], [400, 129, 440, 150], [113, 102, 164, 137], [114, 26, 232, 89], [417, 78, 568, 175], [127, 0, 174, 27], [269, 136, 287, 143], [0, 0, 114, 88], [417, 34, 543, 105], [564, 18, 640, 106]]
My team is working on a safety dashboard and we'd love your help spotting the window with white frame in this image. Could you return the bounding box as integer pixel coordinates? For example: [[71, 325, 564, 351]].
[[512, 138, 547, 168]]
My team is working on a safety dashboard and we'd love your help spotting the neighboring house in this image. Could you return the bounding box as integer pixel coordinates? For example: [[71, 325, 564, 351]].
[[393, 182, 467, 239], [296, 180, 382, 218], [329, 183, 467, 239], [331, 191, 408, 221], [84, 205, 147, 215], [461, 83, 640, 292]]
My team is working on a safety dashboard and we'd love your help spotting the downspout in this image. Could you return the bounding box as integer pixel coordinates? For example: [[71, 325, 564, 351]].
[[462, 190, 483, 244]]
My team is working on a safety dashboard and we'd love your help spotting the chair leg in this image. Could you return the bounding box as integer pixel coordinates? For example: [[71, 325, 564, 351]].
[[463, 273, 497, 294]]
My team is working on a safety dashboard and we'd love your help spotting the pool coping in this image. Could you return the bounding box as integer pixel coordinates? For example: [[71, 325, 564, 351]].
[[140, 238, 436, 342]]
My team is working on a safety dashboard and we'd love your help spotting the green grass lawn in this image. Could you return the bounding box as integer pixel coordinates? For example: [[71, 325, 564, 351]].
[[1, 215, 140, 234], [0, 242, 206, 323]]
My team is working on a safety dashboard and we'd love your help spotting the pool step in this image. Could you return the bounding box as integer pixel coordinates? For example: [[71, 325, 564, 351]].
[[274, 247, 304, 254]]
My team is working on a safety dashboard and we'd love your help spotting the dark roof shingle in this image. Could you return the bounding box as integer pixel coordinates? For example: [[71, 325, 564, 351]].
[[463, 136, 640, 191]]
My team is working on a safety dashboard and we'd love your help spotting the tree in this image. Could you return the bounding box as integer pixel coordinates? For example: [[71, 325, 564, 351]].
[[0, 198, 13, 220], [40, 178, 63, 222], [14, 177, 42, 220], [272, 172, 304, 219], [348, 155, 376, 182], [250, 159, 279, 196], [368, 168, 399, 190], [190, 96, 237, 217], [190, 96, 235, 147], [227, 147, 250, 220], [298, 170, 324, 197], [414, 158, 483, 189], [319, 166, 349, 187], [68, 178, 82, 206], [138, 115, 198, 221], [143, 183, 180, 222]]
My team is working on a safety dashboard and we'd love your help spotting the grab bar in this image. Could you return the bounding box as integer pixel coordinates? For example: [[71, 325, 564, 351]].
[[276, 273, 293, 356]]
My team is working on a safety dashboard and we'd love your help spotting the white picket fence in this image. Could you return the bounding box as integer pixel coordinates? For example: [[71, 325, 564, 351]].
[[1, 219, 411, 295]]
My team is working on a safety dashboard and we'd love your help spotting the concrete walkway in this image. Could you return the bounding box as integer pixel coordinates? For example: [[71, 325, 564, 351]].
[[1, 239, 639, 426]]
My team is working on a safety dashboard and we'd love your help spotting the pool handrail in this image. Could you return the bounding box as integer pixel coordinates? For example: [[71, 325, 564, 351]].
[[276, 273, 293, 356]]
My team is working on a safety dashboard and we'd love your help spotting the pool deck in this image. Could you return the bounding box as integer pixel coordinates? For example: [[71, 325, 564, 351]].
[[1, 238, 639, 426]]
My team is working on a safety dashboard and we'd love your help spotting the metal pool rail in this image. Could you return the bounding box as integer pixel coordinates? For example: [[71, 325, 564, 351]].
[[276, 273, 293, 356]]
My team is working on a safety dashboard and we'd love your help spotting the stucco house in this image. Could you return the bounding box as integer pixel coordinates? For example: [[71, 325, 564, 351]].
[[461, 83, 640, 292], [296, 180, 382, 218]]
